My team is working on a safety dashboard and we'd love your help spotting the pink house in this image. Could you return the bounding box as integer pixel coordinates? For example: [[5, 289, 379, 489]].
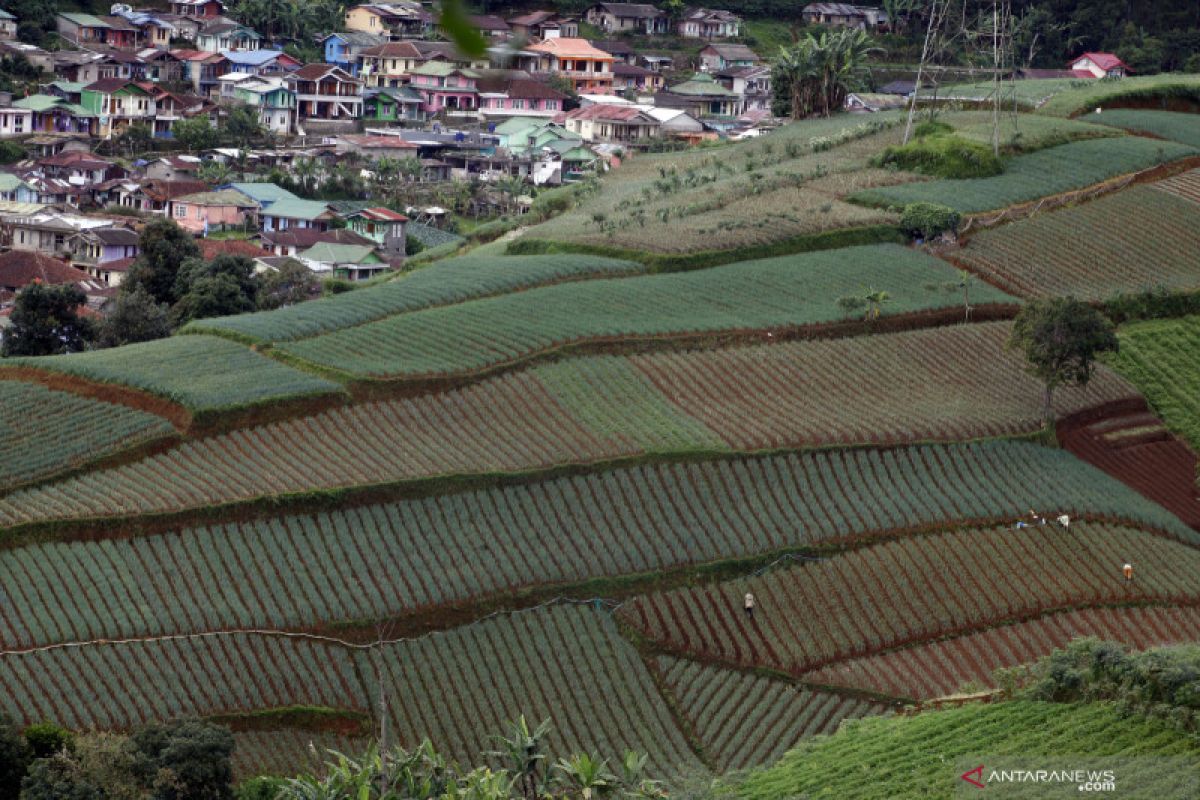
[[168, 189, 259, 235], [409, 61, 480, 114], [1067, 52, 1128, 79], [477, 72, 569, 119]]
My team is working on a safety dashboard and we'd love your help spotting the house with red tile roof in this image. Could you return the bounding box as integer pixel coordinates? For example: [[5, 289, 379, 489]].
[[1068, 52, 1128, 79], [521, 38, 614, 94], [0, 250, 93, 293], [564, 103, 661, 143]]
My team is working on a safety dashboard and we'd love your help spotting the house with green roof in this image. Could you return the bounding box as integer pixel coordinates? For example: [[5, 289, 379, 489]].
[[0, 9, 17, 39], [168, 190, 260, 235], [655, 72, 741, 118], [297, 242, 390, 281], [364, 86, 425, 124], [0, 174, 38, 204], [81, 78, 155, 137], [55, 13, 111, 46], [225, 182, 300, 209], [260, 197, 336, 234], [11, 94, 97, 136], [408, 61, 481, 116]]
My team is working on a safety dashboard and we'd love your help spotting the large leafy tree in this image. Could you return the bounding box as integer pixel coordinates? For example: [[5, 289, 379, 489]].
[[0, 714, 29, 800], [771, 29, 877, 119], [123, 217, 202, 307], [170, 255, 260, 325], [1008, 297, 1119, 421], [96, 286, 172, 348], [131, 719, 234, 800], [1, 283, 93, 357]]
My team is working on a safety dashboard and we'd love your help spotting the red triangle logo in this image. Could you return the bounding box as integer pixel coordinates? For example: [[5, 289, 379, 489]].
[[961, 765, 985, 789]]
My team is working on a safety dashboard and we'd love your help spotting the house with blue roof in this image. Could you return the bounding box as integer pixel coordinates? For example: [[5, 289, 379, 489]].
[[221, 49, 301, 77], [224, 182, 301, 210], [322, 31, 389, 76]]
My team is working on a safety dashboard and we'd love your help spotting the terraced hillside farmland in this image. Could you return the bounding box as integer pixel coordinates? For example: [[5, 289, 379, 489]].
[[0, 380, 175, 492], [1087, 109, 1200, 147], [0, 323, 1139, 530], [2, 335, 343, 417], [938, 74, 1200, 116], [0, 443, 1188, 649], [1155, 166, 1200, 205], [1105, 316, 1200, 451], [952, 184, 1200, 299], [853, 136, 1197, 214], [735, 701, 1200, 800], [803, 606, 1200, 701], [656, 657, 890, 771], [0, 606, 701, 774], [619, 523, 1200, 673], [277, 245, 1018, 380], [183, 254, 645, 344]]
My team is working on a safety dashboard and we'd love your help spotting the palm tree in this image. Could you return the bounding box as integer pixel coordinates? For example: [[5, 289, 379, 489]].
[[196, 160, 233, 187], [488, 716, 551, 800]]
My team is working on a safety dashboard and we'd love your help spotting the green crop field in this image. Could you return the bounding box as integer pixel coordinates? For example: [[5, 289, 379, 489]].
[[803, 605, 1200, 701], [953, 185, 1200, 299], [3, 335, 342, 413], [0, 380, 175, 492], [182, 254, 644, 344], [0, 606, 701, 774], [232, 731, 365, 781], [938, 73, 1200, 116], [619, 523, 1200, 674], [276, 245, 1018, 380], [657, 656, 889, 771], [1105, 316, 1200, 451], [1087, 109, 1200, 147], [0, 442, 1186, 649], [1156, 167, 1200, 204], [853, 136, 1197, 213], [734, 701, 1200, 800], [0, 324, 1138, 530]]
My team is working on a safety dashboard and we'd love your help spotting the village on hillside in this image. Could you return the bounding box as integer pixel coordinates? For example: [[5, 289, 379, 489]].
[[0, 0, 1142, 332]]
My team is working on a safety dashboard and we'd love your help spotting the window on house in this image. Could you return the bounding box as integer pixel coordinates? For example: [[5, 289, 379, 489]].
[[175, 203, 187, 218]]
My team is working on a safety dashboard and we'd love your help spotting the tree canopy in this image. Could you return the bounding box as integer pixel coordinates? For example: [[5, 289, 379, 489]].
[[1, 283, 93, 358]]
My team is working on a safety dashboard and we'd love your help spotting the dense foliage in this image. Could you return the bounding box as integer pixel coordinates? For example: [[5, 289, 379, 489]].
[[771, 29, 876, 119], [874, 133, 1004, 179], [1, 285, 92, 358], [899, 202, 960, 239]]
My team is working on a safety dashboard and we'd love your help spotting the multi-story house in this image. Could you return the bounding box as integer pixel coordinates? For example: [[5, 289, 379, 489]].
[[363, 86, 425, 124], [408, 61, 479, 116], [357, 41, 449, 88], [0, 107, 31, 137], [716, 65, 772, 114], [113, 9, 177, 49], [612, 63, 664, 93], [232, 76, 296, 134], [521, 38, 614, 94], [258, 196, 336, 233], [171, 0, 226, 18], [197, 20, 262, 53], [506, 11, 578, 40], [168, 189, 259, 235], [476, 72, 567, 119], [677, 8, 740, 38], [286, 64, 363, 128], [173, 49, 231, 97], [150, 88, 216, 139], [0, 10, 16, 40], [141, 49, 186, 84], [68, 227, 140, 270], [222, 49, 301, 77], [583, 3, 669, 34], [322, 31, 390, 76], [38, 150, 119, 185], [2, 213, 114, 256], [344, 3, 432, 38], [81, 79, 156, 138]]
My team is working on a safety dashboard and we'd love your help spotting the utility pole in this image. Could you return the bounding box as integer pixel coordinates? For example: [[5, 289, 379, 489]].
[[904, 0, 942, 144], [992, 0, 1000, 156]]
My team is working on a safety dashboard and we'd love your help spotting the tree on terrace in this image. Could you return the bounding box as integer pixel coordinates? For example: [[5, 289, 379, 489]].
[[1008, 297, 1119, 422], [130, 719, 234, 800], [1, 283, 94, 357], [772, 28, 877, 119], [174, 116, 219, 154], [122, 217, 202, 307]]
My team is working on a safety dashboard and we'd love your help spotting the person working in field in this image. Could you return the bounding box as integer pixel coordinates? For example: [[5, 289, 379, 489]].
[[744, 592, 756, 619], [1124, 562, 1134, 582]]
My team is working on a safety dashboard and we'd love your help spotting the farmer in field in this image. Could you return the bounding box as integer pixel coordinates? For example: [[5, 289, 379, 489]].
[[1057, 514, 1070, 528], [744, 592, 756, 619], [1123, 562, 1134, 582]]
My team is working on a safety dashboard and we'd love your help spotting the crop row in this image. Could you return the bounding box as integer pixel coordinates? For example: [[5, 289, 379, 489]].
[[0, 606, 702, 773], [656, 656, 887, 772], [3, 335, 342, 414], [231, 730, 365, 780], [0, 380, 175, 493], [803, 605, 1200, 701], [852, 136, 1197, 213], [1091, 110, 1200, 148], [736, 701, 1200, 800], [276, 245, 1017, 379], [954, 185, 1200, 299], [0, 633, 360, 730], [1155, 167, 1200, 205], [2, 441, 1191, 649], [0, 323, 1141, 531], [1105, 315, 1200, 452], [183, 254, 644, 344], [630, 321, 1137, 451], [618, 523, 1200, 674]]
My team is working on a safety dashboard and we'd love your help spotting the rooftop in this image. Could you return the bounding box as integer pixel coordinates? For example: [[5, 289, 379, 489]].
[[526, 37, 614, 59], [262, 197, 334, 221], [299, 242, 379, 264], [175, 189, 260, 206], [0, 250, 92, 289]]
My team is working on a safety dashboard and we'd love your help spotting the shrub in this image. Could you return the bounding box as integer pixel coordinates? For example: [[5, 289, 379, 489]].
[[913, 120, 954, 138], [900, 202, 961, 240], [23, 722, 73, 759], [874, 134, 1004, 179], [234, 776, 285, 800]]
